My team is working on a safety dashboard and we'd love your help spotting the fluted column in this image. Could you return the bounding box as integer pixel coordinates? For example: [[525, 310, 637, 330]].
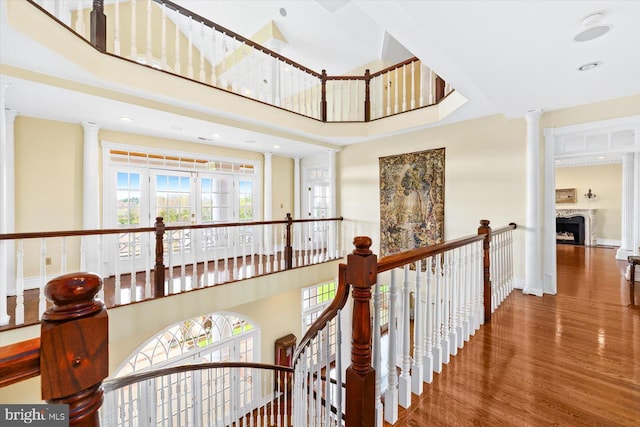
[[524, 110, 543, 296], [616, 153, 636, 260], [0, 79, 14, 325], [82, 122, 101, 274]]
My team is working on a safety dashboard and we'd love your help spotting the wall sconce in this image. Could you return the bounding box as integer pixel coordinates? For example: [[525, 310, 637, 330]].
[[584, 188, 597, 200]]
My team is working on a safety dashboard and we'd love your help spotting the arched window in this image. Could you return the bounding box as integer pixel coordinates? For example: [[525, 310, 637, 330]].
[[114, 312, 259, 377], [103, 313, 260, 426]]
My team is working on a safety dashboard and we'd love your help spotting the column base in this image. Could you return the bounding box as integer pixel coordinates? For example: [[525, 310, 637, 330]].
[[616, 247, 634, 261]]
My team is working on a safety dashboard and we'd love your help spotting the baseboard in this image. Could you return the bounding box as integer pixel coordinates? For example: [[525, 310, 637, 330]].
[[596, 238, 620, 247], [513, 277, 525, 289]]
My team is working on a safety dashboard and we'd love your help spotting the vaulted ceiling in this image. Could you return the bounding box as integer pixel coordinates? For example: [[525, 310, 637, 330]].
[[1, 0, 639, 157]]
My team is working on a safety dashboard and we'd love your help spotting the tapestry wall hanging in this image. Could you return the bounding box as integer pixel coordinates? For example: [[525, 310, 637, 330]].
[[379, 147, 445, 257]]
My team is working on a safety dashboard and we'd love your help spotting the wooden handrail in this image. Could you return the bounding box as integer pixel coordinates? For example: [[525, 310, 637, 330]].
[[153, 0, 323, 78], [377, 234, 485, 273], [294, 264, 349, 361], [103, 361, 293, 393], [0, 215, 344, 241], [492, 222, 518, 236], [369, 57, 420, 78], [0, 337, 41, 387]]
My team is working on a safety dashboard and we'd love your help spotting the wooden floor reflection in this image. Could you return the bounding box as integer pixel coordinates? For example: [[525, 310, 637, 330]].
[[394, 245, 640, 426]]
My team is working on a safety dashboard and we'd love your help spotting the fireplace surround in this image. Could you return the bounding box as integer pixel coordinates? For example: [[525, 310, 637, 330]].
[[555, 209, 597, 247]]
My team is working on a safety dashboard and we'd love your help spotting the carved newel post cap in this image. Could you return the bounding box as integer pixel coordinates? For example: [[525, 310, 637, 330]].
[[43, 272, 103, 321], [479, 219, 490, 227], [352, 236, 372, 255]]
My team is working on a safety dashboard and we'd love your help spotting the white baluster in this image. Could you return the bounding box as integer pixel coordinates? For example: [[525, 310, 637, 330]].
[[97, 235, 104, 302], [114, 0, 121, 55], [145, 0, 152, 65], [174, 9, 181, 74], [456, 245, 468, 348], [410, 61, 416, 110], [15, 240, 24, 325], [192, 230, 198, 287], [449, 249, 459, 356], [210, 29, 217, 86], [74, 0, 85, 38], [345, 80, 351, 121], [432, 253, 443, 373], [144, 234, 150, 299], [429, 69, 435, 105], [80, 237, 86, 271], [199, 21, 206, 82], [423, 256, 434, 383], [475, 240, 483, 330], [372, 279, 383, 427], [130, 0, 137, 60], [386, 71, 392, 117], [419, 63, 425, 107], [60, 236, 67, 274], [441, 252, 451, 363], [159, 4, 167, 69], [187, 16, 194, 79], [114, 236, 121, 305], [130, 233, 136, 303], [384, 270, 398, 423], [38, 239, 47, 318], [394, 68, 399, 114], [412, 259, 424, 394], [399, 265, 412, 407], [336, 309, 343, 426], [401, 64, 407, 112]]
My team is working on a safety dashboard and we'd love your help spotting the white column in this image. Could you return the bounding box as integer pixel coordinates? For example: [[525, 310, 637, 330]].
[[616, 152, 636, 260], [0, 79, 14, 324], [82, 122, 101, 273], [543, 128, 557, 295], [263, 152, 273, 253], [293, 157, 301, 219], [524, 110, 544, 296], [634, 151, 640, 256], [328, 150, 337, 217]]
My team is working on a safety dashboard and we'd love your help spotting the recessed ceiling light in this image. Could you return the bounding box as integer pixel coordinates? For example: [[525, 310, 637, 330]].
[[211, 133, 221, 138], [577, 61, 602, 71], [274, 145, 280, 149], [598, 156, 605, 159], [279, 8, 287, 17], [581, 11, 606, 27], [574, 25, 611, 42], [119, 116, 133, 122]]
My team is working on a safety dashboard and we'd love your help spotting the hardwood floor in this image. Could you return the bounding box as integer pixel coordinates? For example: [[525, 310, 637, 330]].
[[394, 245, 640, 426]]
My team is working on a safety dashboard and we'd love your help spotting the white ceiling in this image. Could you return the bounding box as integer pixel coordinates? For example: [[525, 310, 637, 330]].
[[1, 0, 639, 157]]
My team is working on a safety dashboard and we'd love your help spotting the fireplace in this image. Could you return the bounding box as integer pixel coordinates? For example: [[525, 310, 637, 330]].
[[556, 216, 585, 245], [556, 209, 597, 246]]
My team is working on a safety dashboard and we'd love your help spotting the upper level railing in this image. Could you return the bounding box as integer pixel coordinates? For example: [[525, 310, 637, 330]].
[[28, 0, 453, 122], [0, 213, 343, 329], [0, 219, 516, 426]]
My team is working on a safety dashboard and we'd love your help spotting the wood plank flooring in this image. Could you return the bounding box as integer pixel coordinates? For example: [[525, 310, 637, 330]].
[[394, 245, 640, 426]]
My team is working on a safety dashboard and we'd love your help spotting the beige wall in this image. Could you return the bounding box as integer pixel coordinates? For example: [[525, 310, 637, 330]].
[[271, 156, 294, 220], [339, 113, 527, 276], [555, 164, 622, 241]]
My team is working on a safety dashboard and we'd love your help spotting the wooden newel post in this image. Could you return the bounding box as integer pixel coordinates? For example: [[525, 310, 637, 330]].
[[345, 236, 377, 427], [284, 213, 293, 270], [90, 0, 107, 52], [478, 220, 492, 322], [435, 75, 445, 103], [364, 69, 371, 122], [41, 273, 108, 427], [154, 217, 166, 297], [321, 69, 328, 122]]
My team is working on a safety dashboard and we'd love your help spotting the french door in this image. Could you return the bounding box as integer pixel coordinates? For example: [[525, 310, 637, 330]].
[[108, 166, 256, 278]]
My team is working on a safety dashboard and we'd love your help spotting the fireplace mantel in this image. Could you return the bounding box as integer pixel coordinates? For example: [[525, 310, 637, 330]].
[[556, 209, 597, 246]]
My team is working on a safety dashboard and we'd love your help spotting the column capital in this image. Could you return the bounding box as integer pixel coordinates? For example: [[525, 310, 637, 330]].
[[5, 108, 18, 124], [263, 151, 273, 160], [0, 78, 10, 96], [525, 109, 543, 123], [81, 121, 100, 136]]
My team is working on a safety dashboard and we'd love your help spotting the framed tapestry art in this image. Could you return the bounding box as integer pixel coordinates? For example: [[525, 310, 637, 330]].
[[379, 148, 445, 257]]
